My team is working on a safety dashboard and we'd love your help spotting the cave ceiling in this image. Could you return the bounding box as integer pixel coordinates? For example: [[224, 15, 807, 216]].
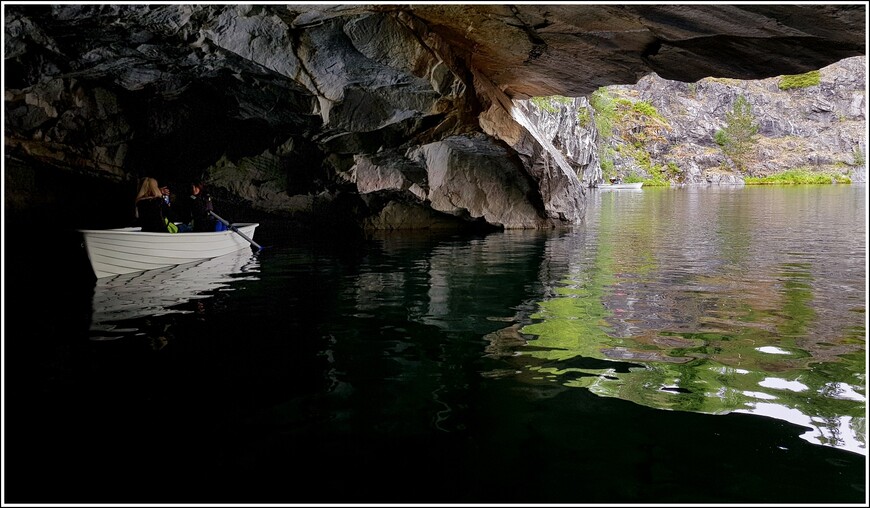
[[4, 3, 866, 229]]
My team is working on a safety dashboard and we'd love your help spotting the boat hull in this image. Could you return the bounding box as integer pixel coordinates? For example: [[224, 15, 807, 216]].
[[78, 223, 259, 279]]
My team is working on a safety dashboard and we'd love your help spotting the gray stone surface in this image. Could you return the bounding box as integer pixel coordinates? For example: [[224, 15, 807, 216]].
[[4, 4, 865, 230]]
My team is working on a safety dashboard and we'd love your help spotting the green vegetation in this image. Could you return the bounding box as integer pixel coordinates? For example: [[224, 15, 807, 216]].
[[611, 94, 671, 148], [778, 70, 821, 90], [599, 146, 616, 180], [630, 100, 666, 122], [530, 95, 573, 113], [593, 90, 674, 185], [744, 168, 851, 185], [611, 97, 667, 124], [589, 88, 616, 139], [577, 107, 590, 127], [584, 73, 855, 187], [853, 147, 865, 167], [715, 95, 759, 171], [516, 197, 865, 437], [613, 144, 672, 186], [641, 172, 669, 187]]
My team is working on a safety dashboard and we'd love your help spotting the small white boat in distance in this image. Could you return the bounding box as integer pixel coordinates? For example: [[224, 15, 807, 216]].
[[597, 182, 644, 190], [78, 223, 259, 279]]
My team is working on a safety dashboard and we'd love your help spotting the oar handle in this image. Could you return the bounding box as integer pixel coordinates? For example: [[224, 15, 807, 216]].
[[209, 211, 263, 252]]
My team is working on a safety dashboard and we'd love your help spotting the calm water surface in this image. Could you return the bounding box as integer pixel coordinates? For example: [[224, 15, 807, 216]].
[[4, 184, 866, 504]]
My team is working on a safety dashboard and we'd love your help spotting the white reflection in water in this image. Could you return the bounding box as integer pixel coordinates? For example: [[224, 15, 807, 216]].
[[715, 367, 751, 375], [737, 402, 866, 455], [821, 382, 866, 402], [743, 391, 778, 400], [518, 187, 866, 456], [759, 377, 809, 392], [756, 346, 792, 355], [90, 249, 260, 339]]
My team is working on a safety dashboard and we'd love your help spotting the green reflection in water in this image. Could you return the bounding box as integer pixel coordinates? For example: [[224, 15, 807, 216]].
[[519, 189, 865, 454]]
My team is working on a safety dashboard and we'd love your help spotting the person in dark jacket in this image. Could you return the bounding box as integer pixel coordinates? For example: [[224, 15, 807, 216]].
[[160, 183, 191, 232], [135, 177, 174, 233], [159, 184, 173, 218], [189, 181, 216, 232]]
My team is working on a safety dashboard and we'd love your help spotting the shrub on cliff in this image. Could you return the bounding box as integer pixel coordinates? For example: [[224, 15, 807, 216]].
[[778, 70, 821, 90], [715, 95, 759, 172], [589, 88, 616, 139], [531, 95, 572, 113]]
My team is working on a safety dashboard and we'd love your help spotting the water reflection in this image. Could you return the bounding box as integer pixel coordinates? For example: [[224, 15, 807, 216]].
[[515, 186, 866, 455], [89, 249, 260, 340], [320, 230, 552, 433]]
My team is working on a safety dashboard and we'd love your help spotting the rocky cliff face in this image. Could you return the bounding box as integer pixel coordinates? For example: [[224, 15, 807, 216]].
[[4, 4, 865, 232], [609, 56, 867, 184], [521, 56, 867, 185], [514, 97, 603, 188]]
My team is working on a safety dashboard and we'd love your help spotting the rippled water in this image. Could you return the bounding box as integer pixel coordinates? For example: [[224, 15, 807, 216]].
[[520, 185, 866, 455], [4, 184, 866, 504]]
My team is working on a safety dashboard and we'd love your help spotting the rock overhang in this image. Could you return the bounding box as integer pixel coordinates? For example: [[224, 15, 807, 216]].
[[3, 3, 866, 230]]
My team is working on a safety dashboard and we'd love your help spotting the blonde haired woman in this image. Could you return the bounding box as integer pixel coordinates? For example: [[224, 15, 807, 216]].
[[135, 177, 174, 232]]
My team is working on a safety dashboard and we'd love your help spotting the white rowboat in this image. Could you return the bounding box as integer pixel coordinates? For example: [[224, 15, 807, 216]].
[[597, 182, 644, 190], [78, 223, 259, 279]]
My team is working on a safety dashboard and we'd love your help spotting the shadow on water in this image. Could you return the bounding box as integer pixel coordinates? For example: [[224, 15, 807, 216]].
[[3, 208, 867, 504]]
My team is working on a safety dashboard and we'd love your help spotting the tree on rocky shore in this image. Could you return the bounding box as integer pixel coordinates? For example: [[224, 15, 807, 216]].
[[715, 95, 760, 173]]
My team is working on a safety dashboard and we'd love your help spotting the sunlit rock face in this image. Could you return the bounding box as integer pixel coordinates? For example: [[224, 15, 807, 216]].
[[4, 4, 865, 230], [513, 97, 602, 188]]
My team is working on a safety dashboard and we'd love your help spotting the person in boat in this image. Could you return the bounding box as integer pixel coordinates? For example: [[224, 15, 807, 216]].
[[135, 177, 177, 233], [189, 180, 218, 232], [160, 183, 192, 232], [159, 184, 173, 217]]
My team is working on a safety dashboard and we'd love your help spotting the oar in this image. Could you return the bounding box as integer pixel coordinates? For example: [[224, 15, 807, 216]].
[[209, 211, 264, 252]]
